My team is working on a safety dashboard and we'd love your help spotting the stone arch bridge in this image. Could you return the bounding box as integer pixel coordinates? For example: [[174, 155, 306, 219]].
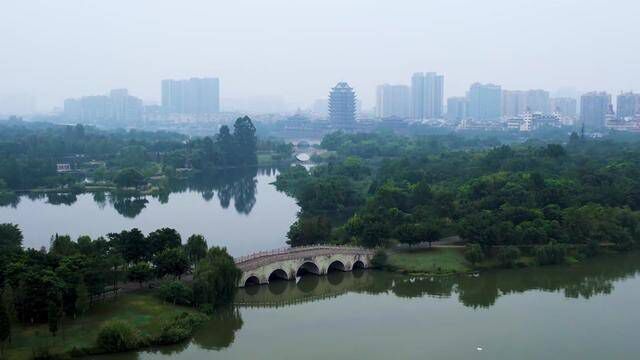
[[235, 245, 375, 287]]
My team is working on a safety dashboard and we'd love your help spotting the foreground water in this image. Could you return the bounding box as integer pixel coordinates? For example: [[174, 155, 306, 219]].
[[0, 168, 298, 256], [97, 252, 640, 360]]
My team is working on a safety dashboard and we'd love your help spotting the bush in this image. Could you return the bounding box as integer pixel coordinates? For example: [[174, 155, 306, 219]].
[[157, 312, 208, 345], [96, 320, 140, 352], [497, 246, 521, 268], [464, 243, 484, 265], [535, 243, 567, 265], [157, 281, 193, 306], [370, 249, 388, 268]]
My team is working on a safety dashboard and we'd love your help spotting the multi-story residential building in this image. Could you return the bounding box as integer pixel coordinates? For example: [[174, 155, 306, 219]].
[[376, 84, 411, 118], [467, 83, 502, 121], [502, 90, 527, 117], [411, 72, 444, 119], [550, 97, 577, 119], [329, 82, 357, 126], [64, 89, 142, 124], [502, 89, 550, 116], [580, 91, 611, 129], [616, 92, 640, 120], [446, 97, 467, 122], [525, 89, 551, 113], [161, 77, 220, 114]]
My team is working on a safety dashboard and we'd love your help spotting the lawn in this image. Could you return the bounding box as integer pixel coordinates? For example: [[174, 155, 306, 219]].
[[387, 247, 471, 275], [5, 290, 198, 360]]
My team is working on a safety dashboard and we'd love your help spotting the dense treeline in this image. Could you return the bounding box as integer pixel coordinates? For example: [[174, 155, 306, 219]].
[[276, 131, 640, 260], [0, 116, 288, 191], [0, 223, 239, 337]]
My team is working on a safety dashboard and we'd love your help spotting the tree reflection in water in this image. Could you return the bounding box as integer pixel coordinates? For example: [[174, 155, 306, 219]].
[[192, 307, 244, 351], [235, 251, 640, 310]]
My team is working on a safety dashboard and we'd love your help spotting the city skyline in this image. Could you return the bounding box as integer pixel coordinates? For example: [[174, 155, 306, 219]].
[[2, 0, 639, 112]]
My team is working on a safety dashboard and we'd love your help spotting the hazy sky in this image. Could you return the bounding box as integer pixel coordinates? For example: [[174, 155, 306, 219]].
[[1, 0, 639, 111]]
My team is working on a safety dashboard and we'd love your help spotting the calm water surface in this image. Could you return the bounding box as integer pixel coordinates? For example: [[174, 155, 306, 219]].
[[0, 168, 298, 256], [100, 252, 640, 360]]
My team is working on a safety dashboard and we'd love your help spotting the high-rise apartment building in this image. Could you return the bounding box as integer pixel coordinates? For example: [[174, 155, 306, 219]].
[[502, 89, 550, 116], [525, 90, 550, 113], [502, 90, 527, 117], [446, 97, 467, 122], [64, 89, 142, 124], [411, 72, 444, 119], [616, 92, 640, 120], [376, 84, 410, 118], [467, 83, 502, 121], [328, 82, 356, 126], [580, 92, 611, 129], [161, 77, 220, 114], [550, 97, 577, 119]]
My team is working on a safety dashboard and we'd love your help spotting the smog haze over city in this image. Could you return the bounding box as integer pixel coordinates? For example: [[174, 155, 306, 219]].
[[5, 2, 640, 360], [1, 0, 639, 112]]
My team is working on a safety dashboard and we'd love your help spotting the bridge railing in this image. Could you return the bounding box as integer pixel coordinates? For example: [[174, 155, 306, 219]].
[[234, 244, 370, 264]]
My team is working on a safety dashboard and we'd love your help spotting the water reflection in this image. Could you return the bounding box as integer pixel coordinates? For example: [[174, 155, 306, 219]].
[[2, 167, 283, 218], [235, 251, 640, 309]]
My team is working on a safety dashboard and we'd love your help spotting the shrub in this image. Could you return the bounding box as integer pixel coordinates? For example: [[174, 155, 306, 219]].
[[497, 246, 521, 268], [157, 312, 208, 345], [535, 242, 567, 265], [370, 249, 388, 268], [96, 320, 140, 352], [157, 281, 193, 306]]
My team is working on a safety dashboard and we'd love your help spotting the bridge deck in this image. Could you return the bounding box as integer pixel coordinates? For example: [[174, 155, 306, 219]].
[[235, 245, 374, 272]]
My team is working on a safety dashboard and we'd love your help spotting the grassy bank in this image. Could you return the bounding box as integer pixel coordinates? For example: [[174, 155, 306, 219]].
[[5, 291, 201, 360], [385, 247, 472, 275]]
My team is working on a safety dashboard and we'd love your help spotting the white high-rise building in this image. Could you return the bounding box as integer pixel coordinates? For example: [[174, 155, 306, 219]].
[[411, 72, 444, 119], [376, 84, 410, 119]]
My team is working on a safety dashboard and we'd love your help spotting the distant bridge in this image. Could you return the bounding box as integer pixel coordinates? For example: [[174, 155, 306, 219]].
[[235, 245, 375, 287]]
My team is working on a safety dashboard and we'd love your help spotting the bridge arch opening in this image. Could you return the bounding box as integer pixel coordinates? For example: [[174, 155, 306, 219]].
[[327, 260, 346, 272], [353, 260, 365, 269], [244, 276, 260, 287], [296, 262, 320, 277], [268, 269, 289, 282]]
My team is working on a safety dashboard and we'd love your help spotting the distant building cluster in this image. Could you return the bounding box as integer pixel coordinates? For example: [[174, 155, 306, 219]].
[[64, 89, 143, 124], [161, 77, 220, 114]]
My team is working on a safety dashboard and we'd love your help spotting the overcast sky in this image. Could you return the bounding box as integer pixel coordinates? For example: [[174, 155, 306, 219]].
[[1, 0, 639, 111]]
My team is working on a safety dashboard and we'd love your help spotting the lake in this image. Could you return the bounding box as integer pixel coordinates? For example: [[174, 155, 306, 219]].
[[98, 251, 640, 360], [0, 167, 299, 257]]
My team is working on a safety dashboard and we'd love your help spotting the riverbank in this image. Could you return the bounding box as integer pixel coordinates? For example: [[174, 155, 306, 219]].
[[385, 247, 471, 275], [380, 244, 624, 276], [4, 291, 204, 360]]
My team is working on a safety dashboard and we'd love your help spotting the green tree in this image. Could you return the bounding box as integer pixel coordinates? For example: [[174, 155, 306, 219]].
[[114, 168, 145, 188], [47, 298, 61, 337], [0, 301, 10, 352], [185, 235, 208, 266], [74, 279, 90, 318], [50, 234, 78, 257], [127, 262, 154, 287], [286, 216, 332, 247], [1, 283, 16, 323], [0, 223, 22, 253], [153, 248, 190, 279], [464, 243, 485, 266], [148, 228, 182, 257], [497, 246, 521, 268], [233, 116, 257, 165], [193, 247, 241, 307]]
